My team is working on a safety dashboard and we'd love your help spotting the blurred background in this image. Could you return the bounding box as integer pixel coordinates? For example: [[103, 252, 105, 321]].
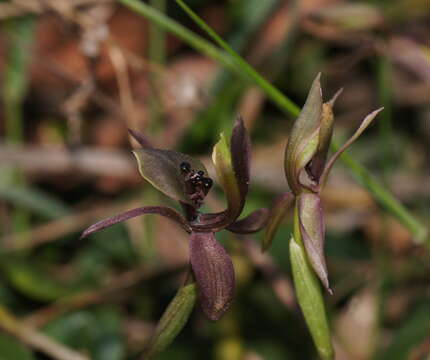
[[0, 0, 430, 359]]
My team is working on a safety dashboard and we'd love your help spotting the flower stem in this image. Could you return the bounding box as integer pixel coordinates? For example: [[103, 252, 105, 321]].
[[290, 201, 334, 360]]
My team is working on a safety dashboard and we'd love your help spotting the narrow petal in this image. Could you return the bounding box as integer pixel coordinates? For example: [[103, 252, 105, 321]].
[[262, 192, 295, 251], [190, 232, 235, 321], [226, 208, 269, 234], [318, 107, 384, 189], [285, 74, 323, 194], [298, 193, 331, 293], [144, 277, 197, 358], [128, 129, 154, 149], [133, 148, 208, 204], [190, 211, 229, 232], [80, 206, 191, 239], [230, 116, 251, 200]]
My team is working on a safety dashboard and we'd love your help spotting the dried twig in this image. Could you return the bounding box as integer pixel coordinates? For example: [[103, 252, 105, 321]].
[[23, 263, 187, 328], [0, 145, 136, 178], [107, 43, 140, 131], [0, 198, 141, 252], [0, 305, 90, 360]]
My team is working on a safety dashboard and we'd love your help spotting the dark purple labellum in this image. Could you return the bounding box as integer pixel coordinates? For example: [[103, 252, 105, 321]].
[[189, 232, 235, 321]]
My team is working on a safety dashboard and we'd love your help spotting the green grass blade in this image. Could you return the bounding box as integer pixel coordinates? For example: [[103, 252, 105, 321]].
[[174, 0, 300, 117], [119, 0, 235, 71], [0, 186, 70, 220], [337, 148, 428, 245], [3, 16, 35, 235]]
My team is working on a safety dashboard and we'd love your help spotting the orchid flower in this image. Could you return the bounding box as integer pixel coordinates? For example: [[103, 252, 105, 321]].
[[264, 73, 383, 291], [80, 117, 268, 357], [262, 74, 382, 359]]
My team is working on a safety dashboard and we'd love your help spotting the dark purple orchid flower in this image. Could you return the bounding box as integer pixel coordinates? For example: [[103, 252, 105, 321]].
[[263, 74, 383, 293], [81, 116, 268, 325]]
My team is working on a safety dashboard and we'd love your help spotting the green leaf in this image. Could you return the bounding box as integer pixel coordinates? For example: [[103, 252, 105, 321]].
[[133, 148, 207, 204], [0, 334, 35, 360], [289, 236, 333, 360], [382, 302, 430, 360], [145, 282, 197, 358], [1, 258, 75, 301], [212, 133, 242, 220], [3, 15, 34, 144], [0, 186, 69, 219], [44, 307, 125, 360]]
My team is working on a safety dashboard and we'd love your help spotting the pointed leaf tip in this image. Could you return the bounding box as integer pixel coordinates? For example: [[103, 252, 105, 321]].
[[190, 232, 235, 321]]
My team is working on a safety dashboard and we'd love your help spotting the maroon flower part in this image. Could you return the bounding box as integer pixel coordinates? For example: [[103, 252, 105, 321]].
[[264, 74, 383, 293], [80, 116, 268, 322], [189, 232, 235, 321]]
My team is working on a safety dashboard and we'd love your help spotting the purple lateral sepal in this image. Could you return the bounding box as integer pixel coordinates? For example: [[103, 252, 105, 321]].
[[298, 193, 332, 294], [189, 232, 235, 321], [80, 206, 191, 239], [226, 208, 269, 234]]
